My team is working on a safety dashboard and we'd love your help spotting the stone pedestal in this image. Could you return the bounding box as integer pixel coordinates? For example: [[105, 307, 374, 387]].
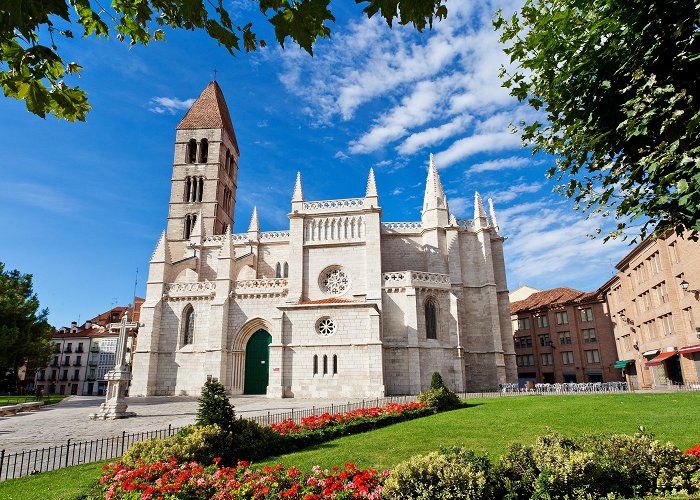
[[90, 369, 136, 419]]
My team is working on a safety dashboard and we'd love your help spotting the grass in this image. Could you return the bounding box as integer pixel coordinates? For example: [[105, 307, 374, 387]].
[[0, 395, 67, 406], [1, 392, 699, 499]]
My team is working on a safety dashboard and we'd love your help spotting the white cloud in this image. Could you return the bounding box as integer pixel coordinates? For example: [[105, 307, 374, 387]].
[[334, 151, 349, 161], [468, 156, 532, 173], [397, 115, 472, 155], [486, 182, 545, 203], [148, 96, 195, 115], [392, 187, 404, 195], [434, 131, 521, 168]]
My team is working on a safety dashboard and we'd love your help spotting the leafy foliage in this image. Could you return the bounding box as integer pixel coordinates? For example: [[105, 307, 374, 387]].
[[495, 0, 700, 241], [1, 0, 448, 121], [196, 378, 236, 433], [417, 372, 463, 412], [430, 371, 445, 390], [0, 262, 54, 392]]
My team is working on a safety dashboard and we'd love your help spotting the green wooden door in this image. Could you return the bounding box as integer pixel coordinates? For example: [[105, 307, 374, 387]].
[[244, 330, 272, 394]]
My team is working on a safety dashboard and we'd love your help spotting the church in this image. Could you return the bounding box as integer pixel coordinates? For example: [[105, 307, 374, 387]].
[[130, 81, 517, 398]]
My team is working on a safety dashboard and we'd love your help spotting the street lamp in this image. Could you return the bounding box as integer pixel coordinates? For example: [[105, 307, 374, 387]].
[[680, 280, 700, 294]]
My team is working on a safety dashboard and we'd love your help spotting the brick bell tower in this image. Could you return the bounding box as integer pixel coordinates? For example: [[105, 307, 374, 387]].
[[166, 81, 240, 259]]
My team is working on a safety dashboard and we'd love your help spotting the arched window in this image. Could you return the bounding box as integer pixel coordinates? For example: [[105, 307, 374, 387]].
[[184, 214, 191, 239], [187, 139, 197, 163], [183, 306, 195, 345], [275, 263, 281, 278], [225, 150, 231, 175], [425, 298, 438, 340], [333, 354, 338, 375], [199, 139, 208, 163], [313, 355, 318, 375], [283, 262, 289, 278], [323, 355, 328, 375], [197, 177, 204, 201], [184, 177, 191, 201]]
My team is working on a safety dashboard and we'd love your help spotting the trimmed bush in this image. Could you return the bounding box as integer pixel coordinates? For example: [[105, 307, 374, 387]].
[[383, 447, 498, 499], [417, 386, 463, 412], [430, 371, 446, 390], [122, 424, 224, 467], [196, 378, 235, 433]]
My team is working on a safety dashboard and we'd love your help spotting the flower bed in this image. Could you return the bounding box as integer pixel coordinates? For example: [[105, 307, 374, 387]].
[[97, 459, 387, 500], [270, 402, 428, 435]]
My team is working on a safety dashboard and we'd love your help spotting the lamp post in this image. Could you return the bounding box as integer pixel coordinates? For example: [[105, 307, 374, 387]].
[[680, 280, 700, 295]]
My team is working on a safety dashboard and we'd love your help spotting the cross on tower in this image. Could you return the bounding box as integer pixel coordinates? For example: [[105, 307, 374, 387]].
[[212, 68, 218, 80]]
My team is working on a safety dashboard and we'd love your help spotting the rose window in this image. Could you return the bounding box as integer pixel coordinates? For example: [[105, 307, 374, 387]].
[[316, 317, 336, 336], [319, 266, 350, 295]]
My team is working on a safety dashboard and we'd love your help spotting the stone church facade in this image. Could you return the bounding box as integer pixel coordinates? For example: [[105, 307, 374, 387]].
[[130, 82, 517, 398]]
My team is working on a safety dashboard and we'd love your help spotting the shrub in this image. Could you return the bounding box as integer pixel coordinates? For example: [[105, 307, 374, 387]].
[[383, 447, 498, 499], [417, 386, 463, 412], [196, 378, 235, 433], [122, 424, 224, 467], [430, 371, 446, 390]]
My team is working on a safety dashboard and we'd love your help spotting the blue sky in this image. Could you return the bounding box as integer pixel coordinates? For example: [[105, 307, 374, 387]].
[[0, 0, 631, 327]]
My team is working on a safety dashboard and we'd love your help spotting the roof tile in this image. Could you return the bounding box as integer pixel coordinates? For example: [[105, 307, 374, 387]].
[[510, 287, 600, 314], [177, 81, 239, 153]]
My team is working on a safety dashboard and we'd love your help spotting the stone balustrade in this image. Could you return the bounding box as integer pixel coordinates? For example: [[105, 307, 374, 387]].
[[303, 198, 365, 213], [232, 278, 288, 297], [164, 281, 216, 299], [456, 218, 475, 230], [382, 271, 451, 290], [232, 233, 249, 242], [381, 221, 423, 234], [260, 230, 290, 240]]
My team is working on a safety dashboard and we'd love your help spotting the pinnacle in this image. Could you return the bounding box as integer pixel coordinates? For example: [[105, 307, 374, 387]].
[[151, 231, 171, 263], [292, 171, 304, 202], [423, 152, 447, 211], [474, 192, 487, 220], [366, 168, 378, 198], [248, 207, 260, 232], [488, 197, 499, 230]]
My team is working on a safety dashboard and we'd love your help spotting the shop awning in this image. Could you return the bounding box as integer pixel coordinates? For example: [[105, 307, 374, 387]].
[[642, 349, 660, 357], [613, 359, 634, 368], [679, 344, 700, 355], [646, 351, 677, 367]]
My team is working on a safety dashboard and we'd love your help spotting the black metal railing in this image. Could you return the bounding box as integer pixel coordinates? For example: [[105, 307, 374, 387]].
[[0, 426, 182, 481]]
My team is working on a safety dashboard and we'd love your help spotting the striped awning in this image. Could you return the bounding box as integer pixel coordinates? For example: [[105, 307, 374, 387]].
[[679, 344, 700, 355], [613, 359, 634, 368], [646, 351, 677, 367]]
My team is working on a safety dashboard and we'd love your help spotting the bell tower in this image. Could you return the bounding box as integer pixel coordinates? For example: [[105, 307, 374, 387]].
[[166, 81, 239, 258]]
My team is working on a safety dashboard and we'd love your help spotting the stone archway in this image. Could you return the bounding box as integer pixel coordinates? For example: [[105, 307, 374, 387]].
[[230, 318, 273, 394]]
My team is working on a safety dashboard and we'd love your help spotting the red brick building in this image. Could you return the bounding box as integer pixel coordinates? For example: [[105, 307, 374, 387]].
[[510, 288, 621, 385]]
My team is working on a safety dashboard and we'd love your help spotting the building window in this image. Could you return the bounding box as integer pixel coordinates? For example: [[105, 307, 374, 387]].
[[323, 355, 328, 375], [536, 315, 548, 328], [559, 331, 571, 345], [582, 328, 597, 343], [199, 138, 208, 163], [186, 139, 197, 163], [562, 351, 574, 364], [555, 311, 568, 325], [333, 354, 338, 375], [425, 298, 438, 340], [585, 349, 600, 363], [669, 241, 679, 263], [514, 336, 532, 348], [66, 343, 72, 353], [541, 353, 553, 366], [313, 355, 318, 375], [75, 355, 82, 366], [316, 317, 336, 336], [283, 262, 289, 278], [517, 317, 531, 330], [319, 266, 350, 296], [77, 342, 84, 352], [183, 306, 195, 345], [579, 308, 593, 322], [516, 354, 534, 367], [275, 262, 281, 278], [73, 369, 80, 381], [539, 334, 551, 347]]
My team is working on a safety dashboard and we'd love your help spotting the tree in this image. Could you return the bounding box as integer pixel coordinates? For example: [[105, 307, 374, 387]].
[[196, 377, 236, 433], [1, 0, 447, 122], [0, 262, 54, 393], [495, 0, 699, 241]]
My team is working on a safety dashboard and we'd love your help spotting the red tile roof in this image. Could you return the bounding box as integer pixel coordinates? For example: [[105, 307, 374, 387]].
[[298, 298, 357, 305], [176, 81, 239, 153], [510, 287, 600, 314]]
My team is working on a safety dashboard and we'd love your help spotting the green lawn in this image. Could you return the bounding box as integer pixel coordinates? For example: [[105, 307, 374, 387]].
[[1, 392, 699, 499], [0, 395, 67, 406]]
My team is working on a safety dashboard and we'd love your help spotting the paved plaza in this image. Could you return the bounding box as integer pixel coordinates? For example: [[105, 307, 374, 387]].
[[0, 395, 365, 456]]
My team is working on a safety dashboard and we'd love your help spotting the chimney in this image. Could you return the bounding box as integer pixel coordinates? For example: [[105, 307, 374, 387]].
[[85, 320, 92, 329], [71, 321, 78, 333]]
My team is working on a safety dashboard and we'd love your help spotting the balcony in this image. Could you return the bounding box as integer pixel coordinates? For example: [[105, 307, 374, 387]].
[[76, 347, 84, 353], [88, 360, 97, 367], [71, 376, 80, 381], [86, 375, 96, 381], [62, 361, 70, 366], [90, 346, 100, 353], [50, 362, 59, 368], [64, 348, 72, 353], [60, 376, 68, 381], [73, 362, 82, 366]]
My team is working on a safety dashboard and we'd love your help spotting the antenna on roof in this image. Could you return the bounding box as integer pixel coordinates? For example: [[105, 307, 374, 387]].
[[132, 267, 139, 317], [212, 68, 218, 80]]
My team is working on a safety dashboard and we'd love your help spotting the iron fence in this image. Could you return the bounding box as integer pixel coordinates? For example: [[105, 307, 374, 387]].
[[0, 425, 182, 481]]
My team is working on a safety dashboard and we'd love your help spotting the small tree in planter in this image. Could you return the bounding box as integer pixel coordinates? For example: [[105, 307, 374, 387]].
[[197, 377, 236, 433]]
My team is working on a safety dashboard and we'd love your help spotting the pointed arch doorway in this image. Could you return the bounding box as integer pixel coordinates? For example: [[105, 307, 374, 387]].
[[244, 329, 272, 394]]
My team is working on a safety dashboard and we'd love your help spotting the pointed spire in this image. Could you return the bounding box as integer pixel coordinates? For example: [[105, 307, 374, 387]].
[[365, 168, 378, 198], [488, 197, 499, 231], [423, 153, 447, 212], [292, 171, 304, 202], [191, 210, 204, 239], [248, 206, 260, 232], [449, 213, 457, 226], [219, 230, 233, 259], [151, 231, 171, 263], [474, 192, 488, 228], [176, 81, 239, 153]]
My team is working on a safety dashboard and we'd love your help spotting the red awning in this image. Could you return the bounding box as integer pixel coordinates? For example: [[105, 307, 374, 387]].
[[679, 344, 700, 355], [646, 351, 677, 367]]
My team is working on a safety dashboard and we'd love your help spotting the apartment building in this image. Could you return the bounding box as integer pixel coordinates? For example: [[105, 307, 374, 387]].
[[600, 231, 700, 388], [510, 287, 620, 385]]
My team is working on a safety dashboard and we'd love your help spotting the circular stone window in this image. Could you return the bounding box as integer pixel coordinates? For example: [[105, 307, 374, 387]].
[[319, 266, 350, 296], [316, 317, 336, 336]]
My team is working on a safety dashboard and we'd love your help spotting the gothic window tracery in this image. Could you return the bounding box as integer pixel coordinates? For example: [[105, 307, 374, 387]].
[[283, 262, 289, 278], [319, 266, 349, 296], [425, 297, 438, 340], [316, 317, 336, 336], [183, 306, 195, 345]]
